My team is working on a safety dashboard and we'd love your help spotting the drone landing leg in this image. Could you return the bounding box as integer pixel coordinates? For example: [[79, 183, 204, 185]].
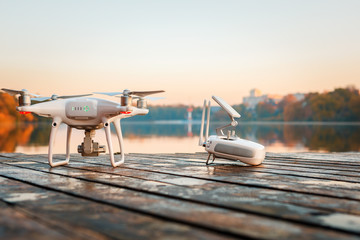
[[211, 154, 216, 164], [113, 119, 125, 166], [206, 153, 212, 165], [206, 153, 216, 165], [104, 119, 125, 167], [48, 120, 72, 167]]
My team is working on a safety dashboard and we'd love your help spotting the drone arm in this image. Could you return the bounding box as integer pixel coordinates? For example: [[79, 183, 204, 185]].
[[48, 119, 72, 167]]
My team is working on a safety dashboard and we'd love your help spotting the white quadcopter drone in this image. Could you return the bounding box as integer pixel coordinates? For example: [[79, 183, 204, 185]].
[[199, 96, 265, 165], [1, 88, 164, 167]]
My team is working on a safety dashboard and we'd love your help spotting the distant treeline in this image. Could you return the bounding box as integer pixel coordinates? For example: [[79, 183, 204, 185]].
[[247, 87, 360, 121], [1, 87, 359, 122], [131, 87, 360, 122]]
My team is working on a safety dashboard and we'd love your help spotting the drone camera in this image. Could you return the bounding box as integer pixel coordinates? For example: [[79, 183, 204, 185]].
[[78, 142, 106, 156], [77, 130, 106, 156]]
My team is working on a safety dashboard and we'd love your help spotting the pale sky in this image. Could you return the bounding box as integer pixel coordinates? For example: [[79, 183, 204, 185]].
[[0, 0, 359, 105]]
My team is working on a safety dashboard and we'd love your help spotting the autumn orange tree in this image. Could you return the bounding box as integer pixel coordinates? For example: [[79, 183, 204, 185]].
[[284, 87, 360, 121], [0, 93, 35, 122]]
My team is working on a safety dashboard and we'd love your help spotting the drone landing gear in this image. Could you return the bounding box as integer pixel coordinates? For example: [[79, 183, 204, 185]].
[[48, 118, 125, 168], [77, 119, 125, 167], [48, 119, 72, 167], [103, 118, 125, 167], [206, 153, 216, 165]]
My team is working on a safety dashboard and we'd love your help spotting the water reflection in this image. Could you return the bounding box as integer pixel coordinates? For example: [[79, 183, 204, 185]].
[[241, 123, 360, 152], [0, 121, 359, 153], [0, 122, 35, 152]]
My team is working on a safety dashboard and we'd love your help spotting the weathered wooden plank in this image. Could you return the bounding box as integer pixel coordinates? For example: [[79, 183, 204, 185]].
[[266, 152, 360, 163], [228, 167, 360, 183], [171, 153, 360, 173], [171, 152, 360, 163], [69, 162, 360, 214], [6, 154, 360, 203], [15, 152, 360, 182], [265, 156, 360, 167], [142, 152, 360, 169], [131, 152, 360, 174], [0, 176, 234, 240], [1, 157, 360, 237], [2, 153, 360, 239], [116, 153, 360, 183], [137, 152, 360, 164], [65, 153, 360, 194], [262, 161, 360, 174], [5, 153, 360, 201], [16, 155, 360, 215], [0, 201, 74, 240]]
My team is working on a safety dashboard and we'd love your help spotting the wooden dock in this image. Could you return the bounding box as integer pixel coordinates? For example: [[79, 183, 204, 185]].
[[0, 152, 360, 240]]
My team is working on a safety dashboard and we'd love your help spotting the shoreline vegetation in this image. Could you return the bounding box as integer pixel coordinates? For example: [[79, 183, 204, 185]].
[[128, 86, 360, 122], [1, 86, 359, 123]]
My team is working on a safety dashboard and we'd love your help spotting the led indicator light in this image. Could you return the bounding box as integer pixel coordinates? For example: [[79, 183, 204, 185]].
[[84, 106, 89, 112], [19, 111, 31, 115]]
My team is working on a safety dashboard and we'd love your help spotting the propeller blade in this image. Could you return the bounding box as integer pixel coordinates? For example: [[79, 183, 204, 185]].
[[57, 94, 92, 99], [32, 97, 51, 102], [129, 90, 165, 97], [146, 96, 165, 101], [93, 92, 123, 96], [132, 96, 165, 101], [33, 94, 92, 101], [1, 88, 41, 97], [94, 90, 165, 97], [1, 88, 23, 95]]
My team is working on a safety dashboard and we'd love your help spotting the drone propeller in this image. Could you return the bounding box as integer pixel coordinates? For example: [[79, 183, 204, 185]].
[[1, 88, 40, 97], [93, 91, 123, 96], [32, 94, 92, 102], [132, 96, 165, 101], [128, 90, 165, 97], [94, 90, 165, 97]]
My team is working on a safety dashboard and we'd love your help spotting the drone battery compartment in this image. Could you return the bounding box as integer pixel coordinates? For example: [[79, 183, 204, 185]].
[[65, 100, 98, 120]]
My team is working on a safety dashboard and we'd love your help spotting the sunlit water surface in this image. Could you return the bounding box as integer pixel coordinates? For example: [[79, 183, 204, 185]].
[[1, 121, 360, 154]]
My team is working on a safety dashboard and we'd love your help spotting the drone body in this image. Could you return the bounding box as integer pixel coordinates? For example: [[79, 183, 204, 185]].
[[2, 88, 164, 167], [17, 97, 148, 129], [199, 96, 265, 165]]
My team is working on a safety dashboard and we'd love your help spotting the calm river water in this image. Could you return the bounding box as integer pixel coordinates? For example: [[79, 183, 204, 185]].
[[1, 121, 359, 154]]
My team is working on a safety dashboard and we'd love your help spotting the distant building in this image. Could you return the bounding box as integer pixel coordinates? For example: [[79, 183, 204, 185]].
[[243, 89, 306, 109], [250, 89, 262, 97], [243, 89, 283, 109], [242, 89, 266, 109], [293, 93, 305, 101]]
